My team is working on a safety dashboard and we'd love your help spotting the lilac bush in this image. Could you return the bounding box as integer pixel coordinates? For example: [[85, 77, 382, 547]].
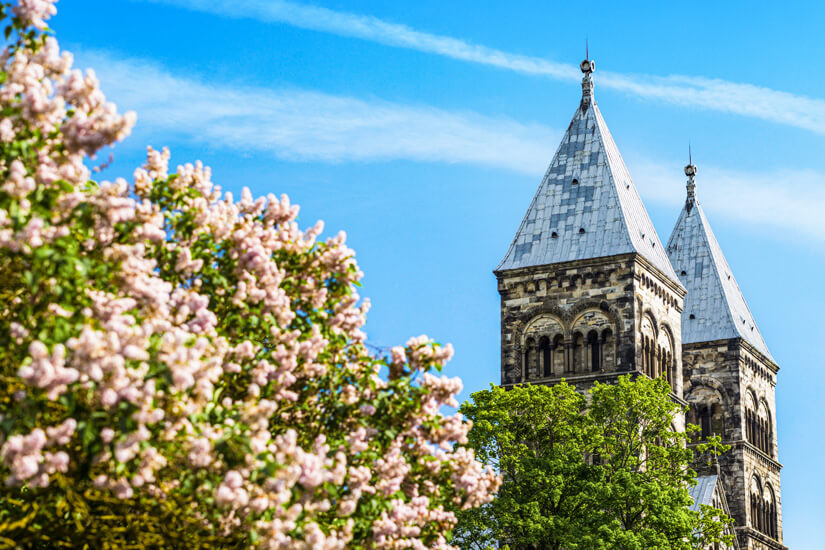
[[0, 1, 499, 547]]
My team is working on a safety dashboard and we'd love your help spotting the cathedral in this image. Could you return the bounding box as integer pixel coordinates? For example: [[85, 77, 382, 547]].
[[494, 58, 785, 550]]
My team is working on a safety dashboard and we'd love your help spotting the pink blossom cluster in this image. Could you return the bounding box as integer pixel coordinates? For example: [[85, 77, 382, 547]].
[[12, 0, 56, 29], [1, 419, 74, 487], [373, 496, 456, 549], [17, 340, 77, 399], [0, 1, 499, 547]]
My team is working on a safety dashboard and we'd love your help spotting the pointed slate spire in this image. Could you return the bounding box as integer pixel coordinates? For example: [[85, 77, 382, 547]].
[[666, 162, 773, 360], [497, 58, 680, 285]]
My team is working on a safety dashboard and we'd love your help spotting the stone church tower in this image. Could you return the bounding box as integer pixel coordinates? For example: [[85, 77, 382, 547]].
[[667, 166, 785, 549], [495, 58, 785, 550]]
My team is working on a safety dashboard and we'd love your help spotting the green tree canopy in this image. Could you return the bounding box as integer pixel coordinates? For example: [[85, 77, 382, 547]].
[[455, 376, 734, 550]]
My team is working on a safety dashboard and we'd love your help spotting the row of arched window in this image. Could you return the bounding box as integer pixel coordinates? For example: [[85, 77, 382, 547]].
[[746, 407, 773, 457], [523, 328, 614, 380], [638, 311, 676, 394], [745, 391, 774, 458], [751, 477, 778, 539], [641, 334, 676, 383], [685, 387, 775, 458], [525, 334, 565, 378]]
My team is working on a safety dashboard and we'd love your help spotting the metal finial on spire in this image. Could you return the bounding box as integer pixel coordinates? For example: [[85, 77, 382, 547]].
[[685, 145, 697, 206], [580, 41, 595, 104]]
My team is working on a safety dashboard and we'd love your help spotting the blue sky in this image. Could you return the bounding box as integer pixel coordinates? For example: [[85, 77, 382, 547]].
[[52, 0, 823, 545]]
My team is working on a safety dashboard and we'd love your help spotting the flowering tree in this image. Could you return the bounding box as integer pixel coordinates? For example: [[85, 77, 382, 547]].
[[0, 1, 499, 547]]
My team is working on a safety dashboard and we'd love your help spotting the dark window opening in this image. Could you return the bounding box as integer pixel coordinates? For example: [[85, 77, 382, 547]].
[[699, 405, 712, 439]]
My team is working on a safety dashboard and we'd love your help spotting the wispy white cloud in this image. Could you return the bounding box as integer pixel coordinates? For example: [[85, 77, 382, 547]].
[[143, 0, 581, 81], [81, 50, 825, 243], [79, 50, 559, 175], [144, 0, 825, 136], [632, 159, 825, 242]]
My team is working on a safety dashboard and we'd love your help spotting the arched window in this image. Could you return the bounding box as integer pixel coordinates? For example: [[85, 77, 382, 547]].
[[522, 314, 564, 380], [745, 392, 757, 447], [524, 338, 535, 381], [759, 417, 766, 453], [765, 485, 778, 539], [539, 336, 551, 378], [686, 386, 725, 442], [572, 333, 584, 373], [748, 475, 780, 538], [750, 479, 779, 539], [588, 330, 600, 372], [696, 404, 712, 439], [656, 327, 674, 386], [747, 395, 773, 456], [750, 476, 762, 533], [571, 310, 614, 373], [758, 402, 773, 457]]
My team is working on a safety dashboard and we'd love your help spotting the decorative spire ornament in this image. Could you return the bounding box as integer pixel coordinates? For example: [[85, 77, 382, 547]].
[[580, 56, 595, 107], [685, 146, 697, 209]]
